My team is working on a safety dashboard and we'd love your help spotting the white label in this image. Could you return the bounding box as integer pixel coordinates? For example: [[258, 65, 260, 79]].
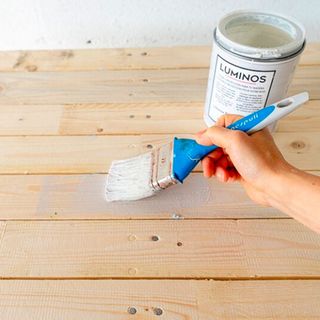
[[209, 55, 275, 120]]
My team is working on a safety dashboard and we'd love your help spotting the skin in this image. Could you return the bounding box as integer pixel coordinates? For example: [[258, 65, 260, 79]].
[[196, 115, 320, 234]]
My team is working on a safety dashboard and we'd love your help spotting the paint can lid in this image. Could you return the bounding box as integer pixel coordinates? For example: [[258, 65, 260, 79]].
[[216, 11, 306, 60]]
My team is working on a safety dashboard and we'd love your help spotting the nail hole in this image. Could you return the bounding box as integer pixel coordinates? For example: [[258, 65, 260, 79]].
[[127, 53, 132, 56], [146, 144, 153, 149], [153, 307, 163, 316], [151, 235, 159, 241], [86, 40, 92, 44], [97, 128, 104, 133], [129, 93, 133, 96], [146, 115, 151, 119], [177, 242, 182, 247], [128, 307, 137, 315], [141, 52, 147, 56], [129, 114, 135, 118], [142, 79, 149, 82]]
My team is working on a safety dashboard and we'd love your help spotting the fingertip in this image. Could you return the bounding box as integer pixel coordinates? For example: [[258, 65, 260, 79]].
[[202, 157, 215, 178], [215, 166, 227, 182], [196, 133, 213, 146]]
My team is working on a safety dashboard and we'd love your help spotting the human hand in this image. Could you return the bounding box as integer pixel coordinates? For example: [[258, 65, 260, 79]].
[[196, 115, 290, 206]]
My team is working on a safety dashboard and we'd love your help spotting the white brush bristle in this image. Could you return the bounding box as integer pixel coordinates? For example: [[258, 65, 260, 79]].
[[106, 152, 156, 201]]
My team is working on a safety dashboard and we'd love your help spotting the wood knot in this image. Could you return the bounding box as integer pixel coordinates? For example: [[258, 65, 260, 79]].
[[60, 50, 74, 58], [25, 65, 38, 72], [290, 140, 306, 150]]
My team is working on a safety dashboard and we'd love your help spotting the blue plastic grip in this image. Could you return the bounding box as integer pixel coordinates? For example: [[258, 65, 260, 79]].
[[172, 105, 275, 182]]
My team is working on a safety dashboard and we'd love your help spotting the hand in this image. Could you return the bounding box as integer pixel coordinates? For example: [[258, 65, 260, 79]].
[[196, 115, 290, 206]]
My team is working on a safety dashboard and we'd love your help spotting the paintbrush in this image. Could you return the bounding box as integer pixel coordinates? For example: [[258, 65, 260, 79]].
[[106, 92, 309, 201]]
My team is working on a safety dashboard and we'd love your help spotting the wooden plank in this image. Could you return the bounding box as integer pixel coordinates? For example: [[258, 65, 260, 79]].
[[0, 132, 318, 174], [0, 43, 318, 72], [0, 280, 319, 319], [0, 173, 286, 220], [0, 100, 318, 136], [276, 100, 320, 132], [0, 66, 318, 106], [0, 219, 319, 278]]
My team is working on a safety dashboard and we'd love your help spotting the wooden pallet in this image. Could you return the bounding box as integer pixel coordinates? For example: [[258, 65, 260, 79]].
[[0, 44, 319, 319]]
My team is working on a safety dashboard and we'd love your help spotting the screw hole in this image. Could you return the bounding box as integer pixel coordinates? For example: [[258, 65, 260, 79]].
[[151, 235, 159, 241], [177, 242, 182, 247], [153, 307, 163, 316], [128, 307, 137, 315]]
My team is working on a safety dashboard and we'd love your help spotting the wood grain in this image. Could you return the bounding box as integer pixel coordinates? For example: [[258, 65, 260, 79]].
[[0, 100, 318, 136], [0, 280, 319, 319], [0, 132, 317, 174], [0, 219, 319, 278], [0, 43, 318, 72], [0, 43, 319, 313], [0, 66, 318, 106], [0, 173, 285, 220]]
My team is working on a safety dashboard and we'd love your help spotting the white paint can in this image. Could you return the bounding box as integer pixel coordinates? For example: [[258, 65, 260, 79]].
[[204, 11, 306, 126]]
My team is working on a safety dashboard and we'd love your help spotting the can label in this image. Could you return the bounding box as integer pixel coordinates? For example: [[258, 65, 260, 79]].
[[204, 36, 303, 127], [209, 55, 275, 119]]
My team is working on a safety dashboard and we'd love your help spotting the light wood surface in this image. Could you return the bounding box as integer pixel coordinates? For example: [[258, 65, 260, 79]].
[[0, 44, 319, 318], [0, 219, 320, 278], [0, 173, 284, 220], [0, 280, 319, 319], [0, 43, 318, 72], [0, 100, 318, 136], [0, 66, 318, 106], [0, 131, 317, 174]]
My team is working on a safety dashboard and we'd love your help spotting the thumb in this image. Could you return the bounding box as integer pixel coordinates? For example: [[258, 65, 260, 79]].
[[196, 126, 246, 149]]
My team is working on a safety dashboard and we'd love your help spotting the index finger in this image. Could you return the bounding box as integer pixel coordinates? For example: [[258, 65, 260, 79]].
[[216, 114, 243, 127]]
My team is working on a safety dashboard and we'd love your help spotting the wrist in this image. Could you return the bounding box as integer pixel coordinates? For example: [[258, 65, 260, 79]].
[[263, 161, 301, 209]]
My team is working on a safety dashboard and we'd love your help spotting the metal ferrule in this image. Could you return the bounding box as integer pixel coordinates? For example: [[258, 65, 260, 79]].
[[151, 142, 179, 191]]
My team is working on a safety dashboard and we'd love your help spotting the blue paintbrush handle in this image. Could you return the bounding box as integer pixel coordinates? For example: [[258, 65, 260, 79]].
[[184, 104, 276, 159], [172, 92, 309, 182]]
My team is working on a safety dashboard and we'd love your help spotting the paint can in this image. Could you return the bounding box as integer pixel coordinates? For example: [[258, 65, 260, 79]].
[[204, 11, 306, 127]]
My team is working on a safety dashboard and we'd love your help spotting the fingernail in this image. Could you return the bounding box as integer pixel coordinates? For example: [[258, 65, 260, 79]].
[[216, 169, 224, 180]]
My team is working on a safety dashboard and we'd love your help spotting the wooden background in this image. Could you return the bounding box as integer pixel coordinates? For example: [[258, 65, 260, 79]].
[[0, 44, 319, 319]]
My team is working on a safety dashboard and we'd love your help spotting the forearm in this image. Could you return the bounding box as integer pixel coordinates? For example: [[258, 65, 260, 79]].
[[267, 165, 320, 233]]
